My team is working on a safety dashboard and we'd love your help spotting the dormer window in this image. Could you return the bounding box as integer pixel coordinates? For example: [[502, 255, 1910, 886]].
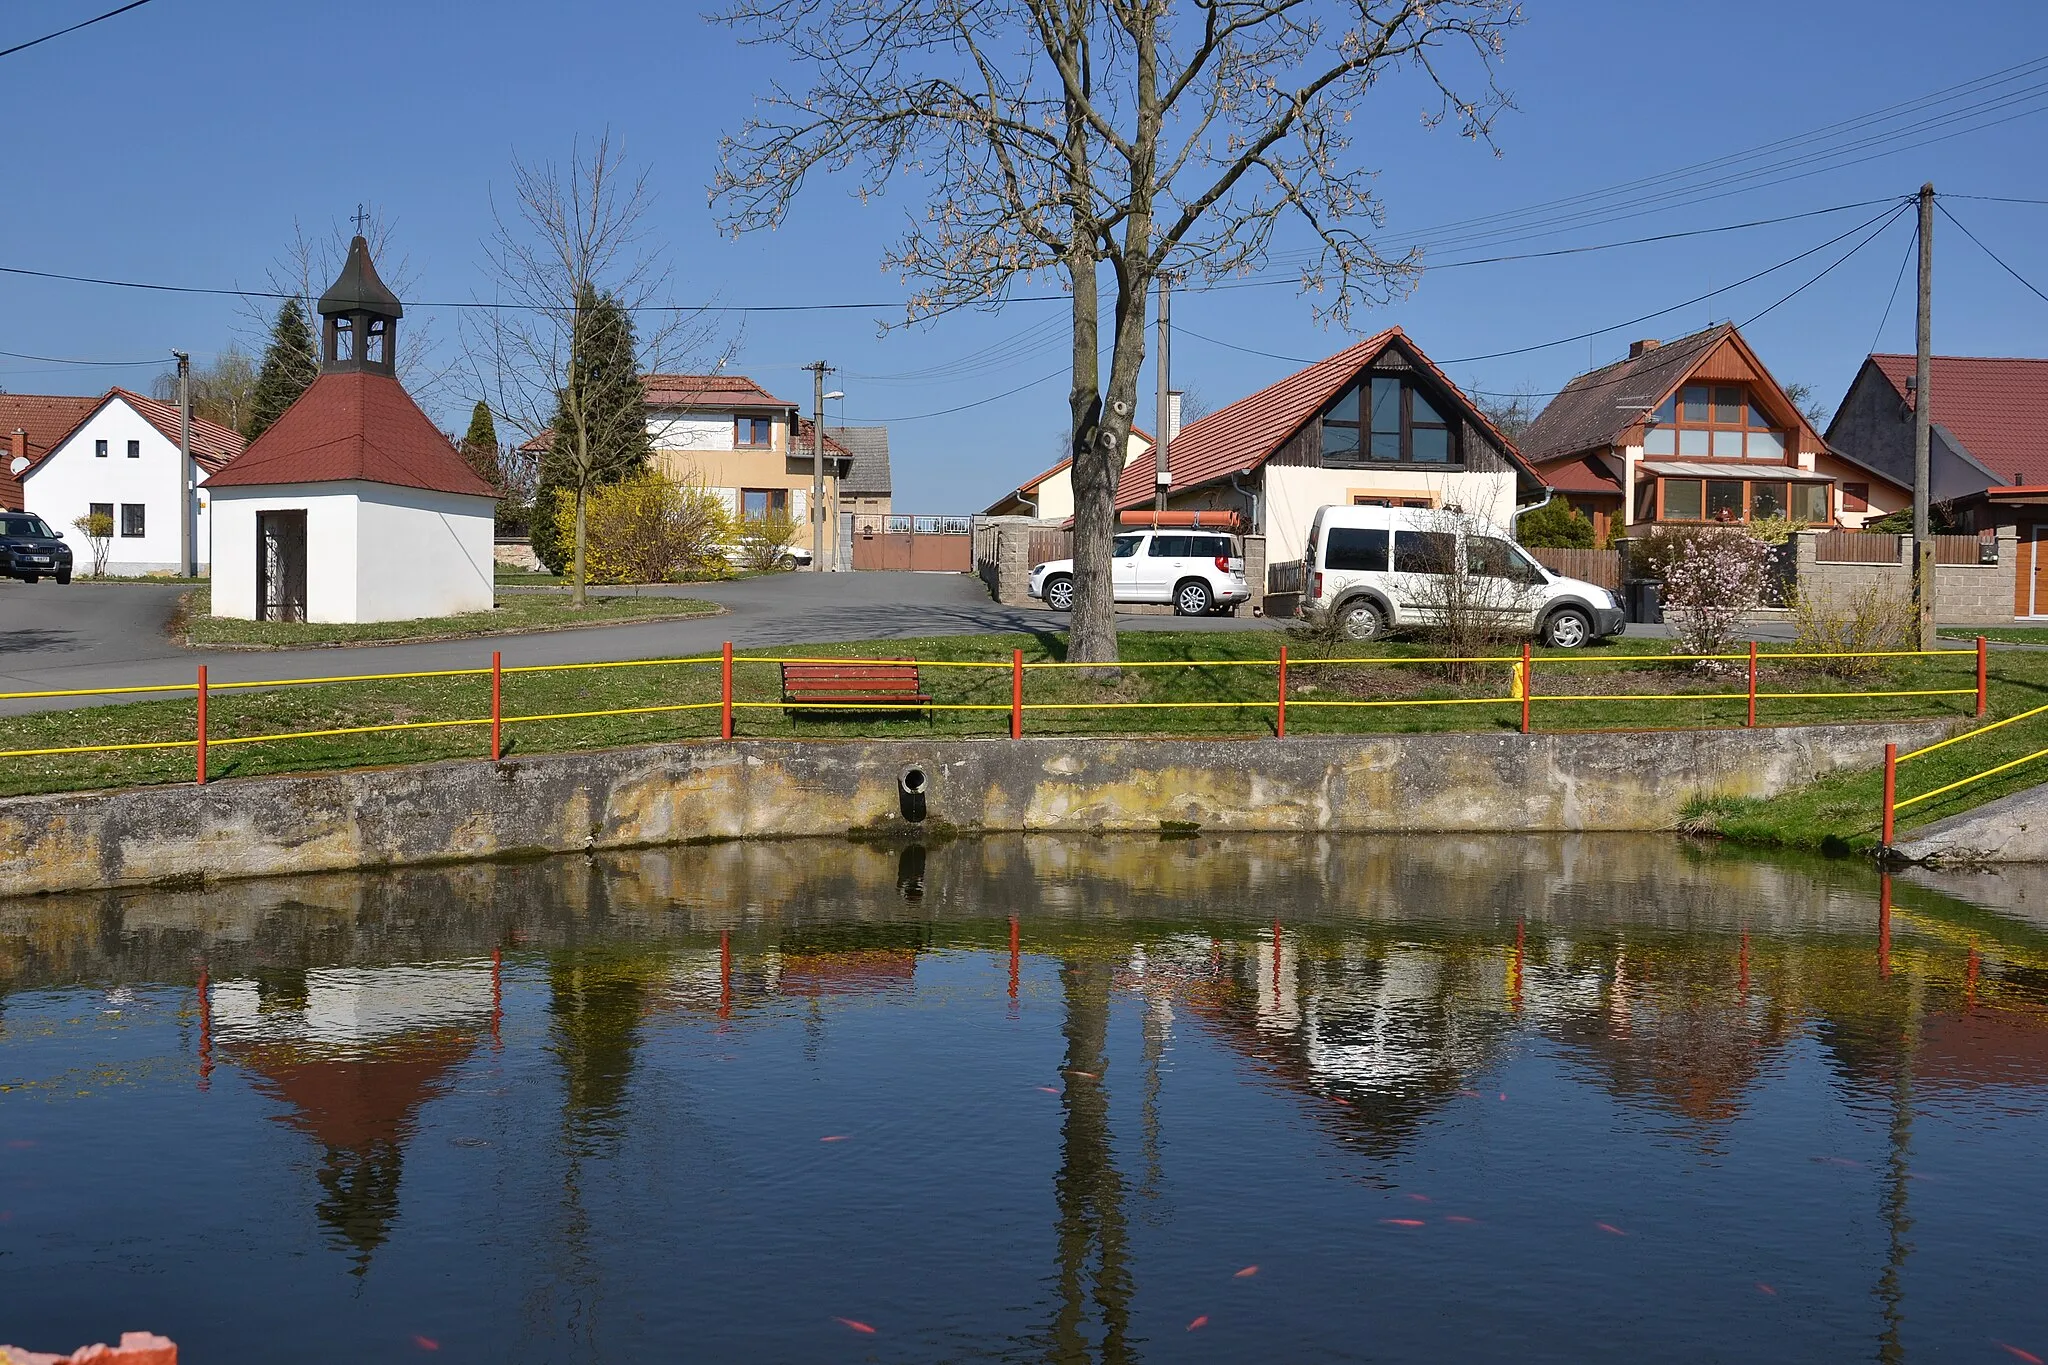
[[1643, 384, 1786, 460], [1322, 374, 1458, 467], [736, 417, 774, 449]]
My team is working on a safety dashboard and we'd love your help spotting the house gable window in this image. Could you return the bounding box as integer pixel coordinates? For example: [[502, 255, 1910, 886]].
[[735, 417, 775, 449], [1642, 384, 1787, 460], [95, 440, 108, 458], [126, 439, 141, 459], [1321, 374, 1459, 468]]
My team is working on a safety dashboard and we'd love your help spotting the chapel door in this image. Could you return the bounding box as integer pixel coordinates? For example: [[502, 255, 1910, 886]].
[[257, 510, 308, 623]]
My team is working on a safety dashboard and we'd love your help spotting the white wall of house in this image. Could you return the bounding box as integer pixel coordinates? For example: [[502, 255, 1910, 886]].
[[209, 486, 361, 622], [22, 397, 209, 574], [209, 482, 493, 623], [646, 415, 739, 450], [354, 486, 496, 622], [1033, 433, 1152, 519], [1260, 465, 1519, 565]]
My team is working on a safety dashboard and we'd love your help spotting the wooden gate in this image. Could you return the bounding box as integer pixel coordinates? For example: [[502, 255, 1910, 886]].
[[851, 515, 974, 572]]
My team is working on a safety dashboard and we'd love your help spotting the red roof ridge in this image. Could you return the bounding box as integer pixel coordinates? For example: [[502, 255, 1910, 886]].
[[203, 370, 494, 498]]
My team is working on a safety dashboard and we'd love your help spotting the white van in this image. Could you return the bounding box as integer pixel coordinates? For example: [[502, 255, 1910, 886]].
[[1298, 504, 1624, 647]]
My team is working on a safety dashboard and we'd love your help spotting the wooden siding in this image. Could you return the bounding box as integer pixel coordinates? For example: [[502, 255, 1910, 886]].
[[1528, 547, 1620, 589]]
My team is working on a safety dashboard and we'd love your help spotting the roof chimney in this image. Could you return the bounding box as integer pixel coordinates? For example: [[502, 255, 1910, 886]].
[[1167, 390, 1183, 441], [9, 427, 25, 468], [1628, 339, 1661, 360]]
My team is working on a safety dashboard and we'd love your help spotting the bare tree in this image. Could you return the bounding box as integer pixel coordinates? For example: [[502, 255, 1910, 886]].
[[472, 131, 725, 606], [715, 0, 1517, 662], [152, 347, 259, 434]]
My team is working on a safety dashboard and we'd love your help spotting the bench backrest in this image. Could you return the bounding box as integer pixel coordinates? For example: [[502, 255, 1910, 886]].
[[781, 660, 923, 694]]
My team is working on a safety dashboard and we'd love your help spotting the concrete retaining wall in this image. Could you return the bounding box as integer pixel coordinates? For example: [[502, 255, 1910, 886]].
[[0, 722, 1950, 896], [1893, 781, 2048, 865]]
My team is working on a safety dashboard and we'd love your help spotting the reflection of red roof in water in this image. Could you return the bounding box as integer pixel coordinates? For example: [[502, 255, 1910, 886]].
[[229, 1028, 478, 1150], [778, 950, 918, 996], [1916, 1008, 2048, 1089]]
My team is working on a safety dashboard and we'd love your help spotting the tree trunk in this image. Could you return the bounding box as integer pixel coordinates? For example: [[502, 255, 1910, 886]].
[[572, 485, 589, 608]]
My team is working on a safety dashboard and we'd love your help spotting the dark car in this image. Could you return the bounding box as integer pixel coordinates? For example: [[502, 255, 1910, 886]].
[[0, 513, 73, 584]]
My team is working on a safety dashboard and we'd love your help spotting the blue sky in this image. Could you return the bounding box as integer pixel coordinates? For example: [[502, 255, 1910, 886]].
[[3, 0, 2046, 510]]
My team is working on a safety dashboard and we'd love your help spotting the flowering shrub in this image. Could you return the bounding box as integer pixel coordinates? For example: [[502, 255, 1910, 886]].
[[1660, 529, 1775, 664], [552, 471, 733, 583]]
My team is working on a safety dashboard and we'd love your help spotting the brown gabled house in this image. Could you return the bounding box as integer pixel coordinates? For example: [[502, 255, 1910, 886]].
[[1520, 323, 1908, 545]]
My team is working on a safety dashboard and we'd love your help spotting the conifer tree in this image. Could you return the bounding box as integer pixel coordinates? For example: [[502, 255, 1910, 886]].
[[459, 400, 503, 494], [530, 286, 651, 582], [247, 298, 319, 440]]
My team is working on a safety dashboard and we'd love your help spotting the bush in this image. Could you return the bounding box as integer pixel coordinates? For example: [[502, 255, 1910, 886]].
[[1790, 581, 1916, 680], [1745, 514, 1809, 546], [1517, 499, 1596, 549], [71, 511, 113, 576], [1661, 529, 1775, 666], [548, 471, 733, 584], [733, 511, 802, 572]]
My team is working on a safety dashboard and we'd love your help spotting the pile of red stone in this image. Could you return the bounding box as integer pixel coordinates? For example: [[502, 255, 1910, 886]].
[[0, 1332, 176, 1364]]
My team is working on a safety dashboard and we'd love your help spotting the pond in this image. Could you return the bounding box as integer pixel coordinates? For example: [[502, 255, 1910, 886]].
[[3, 835, 2047, 1363]]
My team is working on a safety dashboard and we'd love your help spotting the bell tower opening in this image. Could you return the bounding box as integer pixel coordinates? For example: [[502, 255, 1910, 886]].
[[316, 234, 404, 377]]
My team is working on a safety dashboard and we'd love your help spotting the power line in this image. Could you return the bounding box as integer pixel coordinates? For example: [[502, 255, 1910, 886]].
[[0, 0, 157, 59], [0, 346, 162, 366], [842, 365, 1068, 424], [1935, 201, 2048, 308], [1870, 221, 1920, 353]]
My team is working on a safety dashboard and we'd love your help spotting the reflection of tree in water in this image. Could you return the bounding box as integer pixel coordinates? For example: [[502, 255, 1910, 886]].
[[547, 951, 658, 1155], [1048, 958, 1135, 1365], [313, 1138, 404, 1270]]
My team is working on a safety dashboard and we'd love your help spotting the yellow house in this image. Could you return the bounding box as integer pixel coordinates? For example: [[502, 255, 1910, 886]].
[[643, 374, 852, 564]]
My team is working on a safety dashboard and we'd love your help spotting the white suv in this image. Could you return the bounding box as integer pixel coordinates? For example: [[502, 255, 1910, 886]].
[[1031, 529, 1251, 616], [1299, 504, 1624, 647]]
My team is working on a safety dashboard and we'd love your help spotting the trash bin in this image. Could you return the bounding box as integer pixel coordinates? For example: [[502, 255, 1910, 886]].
[[1626, 580, 1663, 625]]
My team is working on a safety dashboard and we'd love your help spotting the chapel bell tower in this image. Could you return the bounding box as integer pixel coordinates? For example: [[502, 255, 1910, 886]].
[[317, 235, 404, 377]]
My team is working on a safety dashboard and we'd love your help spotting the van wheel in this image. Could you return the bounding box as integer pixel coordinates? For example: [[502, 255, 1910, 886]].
[[1338, 598, 1385, 641], [1543, 607, 1592, 649], [1174, 579, 1212, 616], [1043, 573, 1075, 611]]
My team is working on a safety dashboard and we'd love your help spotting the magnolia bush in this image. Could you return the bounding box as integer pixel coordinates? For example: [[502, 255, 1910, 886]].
[[1660, 529, 1776, 664], [552, 471, 733, 584]]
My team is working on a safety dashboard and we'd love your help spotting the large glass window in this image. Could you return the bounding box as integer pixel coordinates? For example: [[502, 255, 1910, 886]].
[[1791, 483, 1828, 522], [1643, 383, 1789, 460], [1750, 482, 1787, 518], [1662, 479, 1704, 520], [1393, 529, 1456, 574], [1706, 481, 1744, 521], [1323, 373, 1461, 467], [1324, 527, 1388, 572]]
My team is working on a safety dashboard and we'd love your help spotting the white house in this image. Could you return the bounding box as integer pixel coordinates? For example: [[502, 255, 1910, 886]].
[[203, 236, 496, 624], [15, 389, 243, 575], [1110, 328, 1546, 566], [982, 427, 1155, 519]]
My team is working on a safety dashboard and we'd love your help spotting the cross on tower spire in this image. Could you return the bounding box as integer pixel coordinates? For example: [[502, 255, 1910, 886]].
[[351, 203, 370, 235]]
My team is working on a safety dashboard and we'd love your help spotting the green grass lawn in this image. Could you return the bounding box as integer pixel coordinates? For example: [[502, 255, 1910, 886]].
[[1942, 627, 2048, 645], [0, 630, 2019, 829], [176, 587, 720, 647]]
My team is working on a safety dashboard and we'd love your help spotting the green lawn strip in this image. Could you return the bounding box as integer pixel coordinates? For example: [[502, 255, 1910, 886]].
[[1942, 627, 2048, 645], [176, 586, 720, 647], [0, 630, 2008, 800]]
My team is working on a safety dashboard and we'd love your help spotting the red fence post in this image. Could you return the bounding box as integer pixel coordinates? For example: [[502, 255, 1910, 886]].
[[1011, 648, 1024, 740], [1978, 635, 1989, 718], [1277, 645, 1288, 738], [1747, 641, 1758, 728], [490, 651, 503, 761], [721, 641, 734, 741], [1520, 642, 1533, 735], [1008, 915, 1020, 1001], [195, 665, 208, 785], [1881, 742, 1897, 847]]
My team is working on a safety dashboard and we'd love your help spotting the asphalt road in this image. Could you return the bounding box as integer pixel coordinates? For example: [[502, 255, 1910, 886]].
[[0, 572, 1280, 716]]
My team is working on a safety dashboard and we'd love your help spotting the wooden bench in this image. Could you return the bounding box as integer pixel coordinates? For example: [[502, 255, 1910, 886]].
[[781, 660, 932, 718]]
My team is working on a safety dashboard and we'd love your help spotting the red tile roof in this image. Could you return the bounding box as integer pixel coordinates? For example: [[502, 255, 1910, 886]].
[[0, 393, 101, 509], [642, 373, 797, 410], [1869, 354, 2048, 484], [203, 370, 495, 497], [110, 388, 244, 470], [1112, 330, 1532, 508], [1537, 454, 1623, 495], [792, 417, 852, 457]]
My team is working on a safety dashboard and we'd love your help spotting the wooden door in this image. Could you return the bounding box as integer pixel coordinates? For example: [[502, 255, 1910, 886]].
[[257, 510, 307, 623], [2021, 524, 2048, 618]]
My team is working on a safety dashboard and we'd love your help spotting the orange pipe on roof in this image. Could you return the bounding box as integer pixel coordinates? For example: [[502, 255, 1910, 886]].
[[1059, 509, 1248, 531]]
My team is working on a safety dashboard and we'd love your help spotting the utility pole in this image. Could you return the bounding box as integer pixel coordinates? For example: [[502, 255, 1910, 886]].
[[171, 349, 193, 578], [1912, 183, 1935, 651], [804, 360, 834, 571], [1154, 275, 1172, 514]]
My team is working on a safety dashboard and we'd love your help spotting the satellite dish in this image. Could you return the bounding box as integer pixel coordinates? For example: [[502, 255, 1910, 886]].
[[7, 456, 26, 475]]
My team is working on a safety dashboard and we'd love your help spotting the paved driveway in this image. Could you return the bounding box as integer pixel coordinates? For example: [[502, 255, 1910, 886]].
[[0, 573, 1280, 715]]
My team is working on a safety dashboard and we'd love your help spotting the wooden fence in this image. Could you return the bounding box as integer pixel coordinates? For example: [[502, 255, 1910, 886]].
[[1528, 547, 1621, 589], [1814, 530, 1997, 565]]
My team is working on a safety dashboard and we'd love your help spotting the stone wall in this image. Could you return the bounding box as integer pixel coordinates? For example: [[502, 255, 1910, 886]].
[[1794, 526, 2017, 626], [973, 517, 1050, 605], [0, 720, 1951, 896]]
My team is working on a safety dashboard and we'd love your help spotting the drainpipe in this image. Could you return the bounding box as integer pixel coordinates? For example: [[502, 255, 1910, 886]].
[[1228, 471, 1261, 535]]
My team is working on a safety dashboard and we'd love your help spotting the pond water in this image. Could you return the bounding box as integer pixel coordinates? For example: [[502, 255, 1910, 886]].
[[4, 836, 2048, 1363]]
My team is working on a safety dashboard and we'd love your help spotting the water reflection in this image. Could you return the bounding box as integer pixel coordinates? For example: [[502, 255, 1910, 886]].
[[5, 836, 2048, 1362]]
